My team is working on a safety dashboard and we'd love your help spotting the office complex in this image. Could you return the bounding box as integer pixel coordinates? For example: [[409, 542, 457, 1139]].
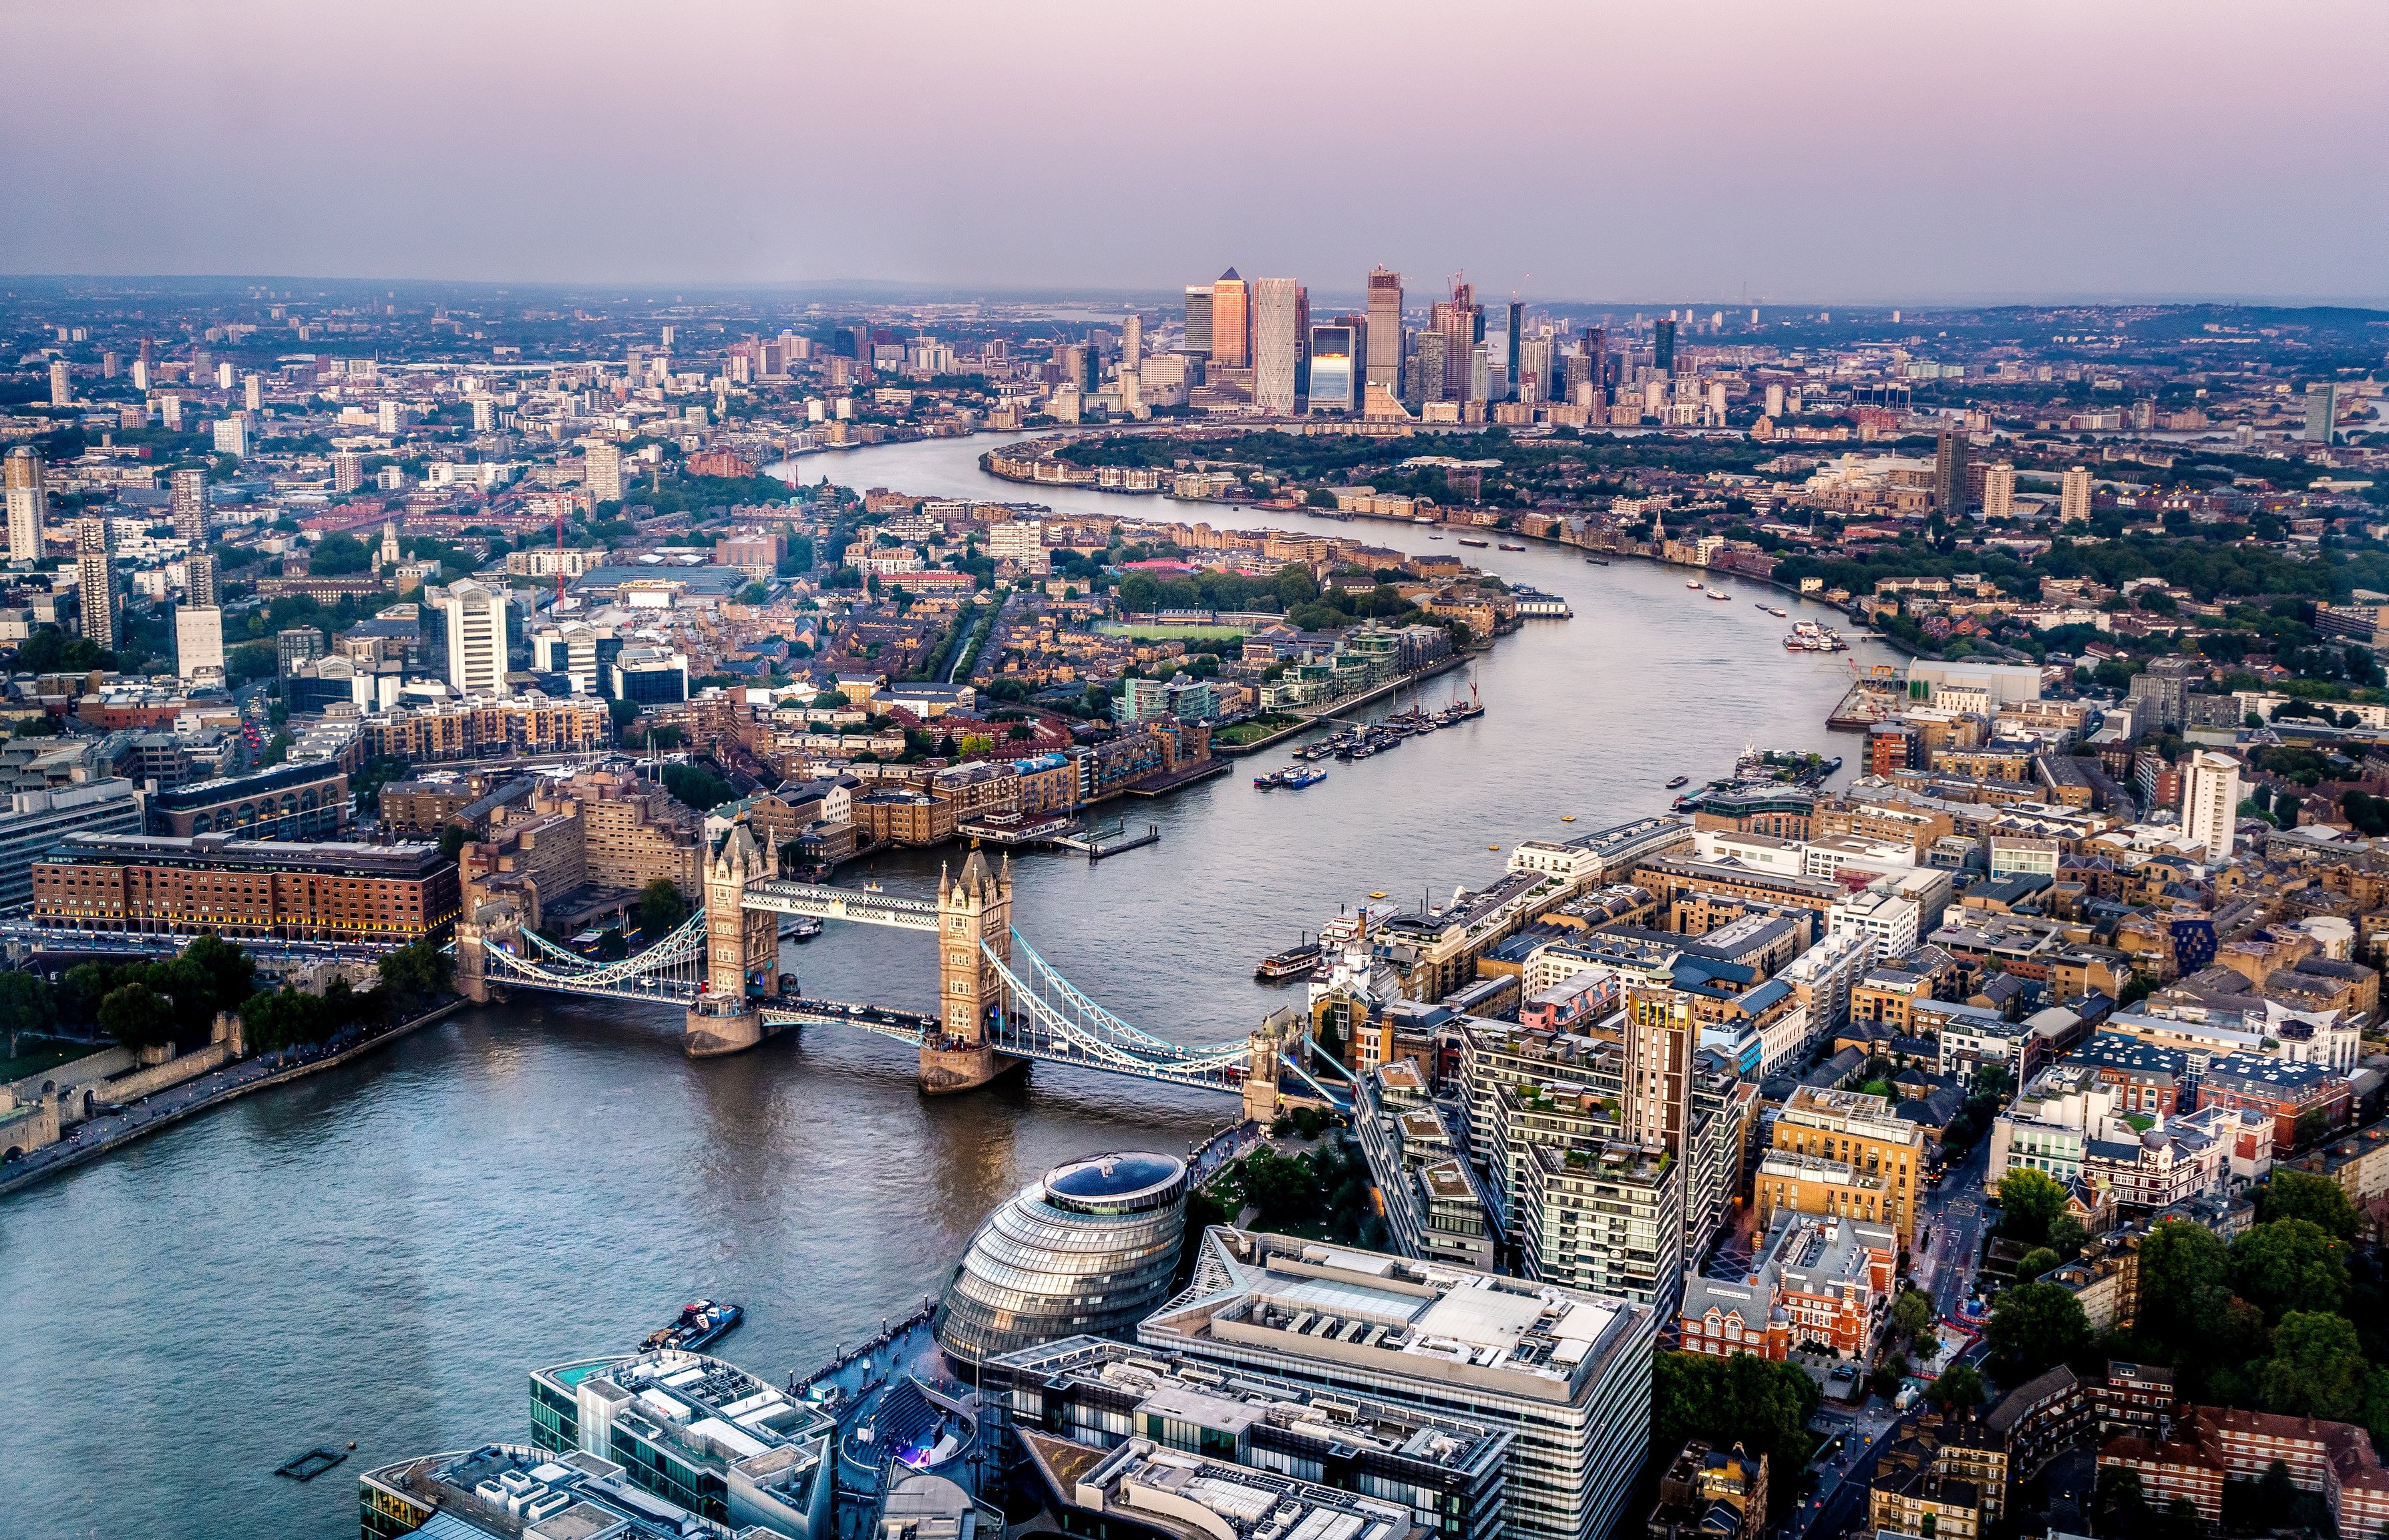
[[174, 605, 224, 681], [983, 1335, 1509, 1540], [1367, 266, 1405, 399], [1308, 323, 1360, 413], [0, 780, 144, 911], [1251, 278, 1303, 415], [1654, 319, 1676, 375], [438, 578, 513, 698], [1140, 1227, 1657, 1540], [935, 1151, 1188, 1365], [31, 832, 460, 944], [1210, 269, 1250, 369], [1183, 286, 1214, 357], [528, 1349, 836, 1538]]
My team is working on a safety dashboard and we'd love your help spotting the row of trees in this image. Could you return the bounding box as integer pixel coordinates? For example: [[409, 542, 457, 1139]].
[[1, 932, 455, 1061], [1983, 1170, 2389, 1442]]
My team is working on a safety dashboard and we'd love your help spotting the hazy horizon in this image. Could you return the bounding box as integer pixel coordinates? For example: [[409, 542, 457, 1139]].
[[7, 1, 2385, 305]]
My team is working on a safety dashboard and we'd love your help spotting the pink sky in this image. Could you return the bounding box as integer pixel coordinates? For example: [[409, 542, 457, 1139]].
[[4, 0, 2384, 302]]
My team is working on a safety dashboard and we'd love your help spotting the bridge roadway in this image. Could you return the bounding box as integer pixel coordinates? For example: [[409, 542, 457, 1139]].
[[739, 881, 938, 931]]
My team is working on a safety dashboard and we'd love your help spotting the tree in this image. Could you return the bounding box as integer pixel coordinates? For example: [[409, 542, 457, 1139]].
[[2017, 1247, 2061, 1282], [639, 879, 689, 936], [607, 697, 642, 732], [2257, 1312, 2368, 1420], [1998, 1168, 2069, 1245], [1892, 1288, 1937, 1344], [308, 532, 373, 574], [377, 937, 453, 1002], [2048, 1213, 2089, 1261], [811, 690, 850, 710], [2257, 1170, 2359, 1239], [98, 983, 176, 1050], [2136, 1218, 2233, 1350], [661, 762, 733, 812], [1237, 1147, 1324, 1225], [438, 823, 473, 862], [1986, 1280, 2091, 1379], [0, 969, 56, 1060], [1927, 1364, 1984, 1410], [1274, 564, 1319, 608], [1651, 1352, 1819, 1519], [2231, 1218, 2349, 1323]]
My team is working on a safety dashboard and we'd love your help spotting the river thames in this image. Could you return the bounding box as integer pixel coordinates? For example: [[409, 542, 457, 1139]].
[[0, 433, 1898, 1539]]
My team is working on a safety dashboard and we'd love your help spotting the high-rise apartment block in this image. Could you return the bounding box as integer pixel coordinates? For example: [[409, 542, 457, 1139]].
[[186, 551, 218, 609], [1654, 318, 1677, 375], [76, 518, 116, 651], [170, 465, 206, 542], [2182, 751, 2242, 865], [1250, 277, 1302, 415], [212, 416, 250, 457], [585, 442, 624, 504], [2060, 465, 2094, 524], [49, 359, 70, 406], [174, 604, 224, 681], [1411, 332, 1449, 407], [1933, 427, 1970, 516], [1120, 312, 1141, 372], [1982, 461, 2016, 520], [331, 451, 364, 495], [5, 446, 47, 562]]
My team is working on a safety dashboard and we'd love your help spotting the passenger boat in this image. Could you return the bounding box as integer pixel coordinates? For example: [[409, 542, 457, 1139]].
[[1704, 588, 1730, 600], [1666, 775, 1690, 789], [1686, 579, 1704, 589], [1253, 769, 1287, 790], [1457, 537, 1489, 548], [644, 1300, 743, 1354], [1256, 938, 1322, 981], [1497, 542, 1525, 552], [779, 915, 823, 942], [1283, 767, 1326, 789]]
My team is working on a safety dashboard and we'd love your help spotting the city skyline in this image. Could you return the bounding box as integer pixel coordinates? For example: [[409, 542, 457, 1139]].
[[3, 1, 2385, 303]]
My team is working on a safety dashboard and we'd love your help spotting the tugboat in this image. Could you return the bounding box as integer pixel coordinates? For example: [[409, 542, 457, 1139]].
[[643, 1300, 744, 1353], [1283, 767, 1326, 789], [1256, 938, 1322, 982], [1685, 579, 1704, 590]]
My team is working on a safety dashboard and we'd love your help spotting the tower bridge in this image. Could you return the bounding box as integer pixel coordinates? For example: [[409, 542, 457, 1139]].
[[455, 823, 1290, 1107]]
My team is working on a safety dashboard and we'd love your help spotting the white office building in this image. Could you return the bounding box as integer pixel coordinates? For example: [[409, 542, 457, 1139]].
[[174, 605, 224, 682], [439, 579, 511, 699], [1141, 1227, 1656, 1540]]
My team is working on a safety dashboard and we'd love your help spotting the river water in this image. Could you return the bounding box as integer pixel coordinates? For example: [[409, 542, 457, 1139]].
[[0, 433, 1897, 1540]]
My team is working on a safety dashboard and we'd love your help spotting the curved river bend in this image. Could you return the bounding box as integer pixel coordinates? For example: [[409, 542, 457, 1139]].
[[0, 432, 1896, 1539]]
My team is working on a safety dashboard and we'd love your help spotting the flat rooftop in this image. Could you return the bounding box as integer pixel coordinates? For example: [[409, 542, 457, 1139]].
[[1141, 1229, 1644, 1405]]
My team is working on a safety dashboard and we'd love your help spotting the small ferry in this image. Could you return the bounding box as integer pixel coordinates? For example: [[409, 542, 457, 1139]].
[[1283, 767, 1326, 789], [1457, 537, 1489, 548], [1497, 542, 1526, 552], [1704, 588, 1730, 600], [1253, 769, 1287, 790], [644, 1300, 743, 1354], [1666, 775, 1690, 789], [1256, 938, 1322, 982], [1685, 579, 1704, 590], [779, 915, 823, 942]]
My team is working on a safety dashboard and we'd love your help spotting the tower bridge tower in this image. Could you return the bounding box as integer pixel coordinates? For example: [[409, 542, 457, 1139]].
[[685, 821, 777, 1057], [922, 845, 1022, 1094]]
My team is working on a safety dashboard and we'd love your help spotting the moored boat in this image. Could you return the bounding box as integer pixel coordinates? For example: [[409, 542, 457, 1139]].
[[643, 1300, 743, 1354]]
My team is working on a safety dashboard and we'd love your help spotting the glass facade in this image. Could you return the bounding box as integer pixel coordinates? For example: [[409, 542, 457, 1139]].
[[934, 1152, 1187, 1365], [1308, 325, 1357, 413]]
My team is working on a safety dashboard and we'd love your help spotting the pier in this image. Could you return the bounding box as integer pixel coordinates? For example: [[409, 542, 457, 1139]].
[[1051, 820, 1161, 861]]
